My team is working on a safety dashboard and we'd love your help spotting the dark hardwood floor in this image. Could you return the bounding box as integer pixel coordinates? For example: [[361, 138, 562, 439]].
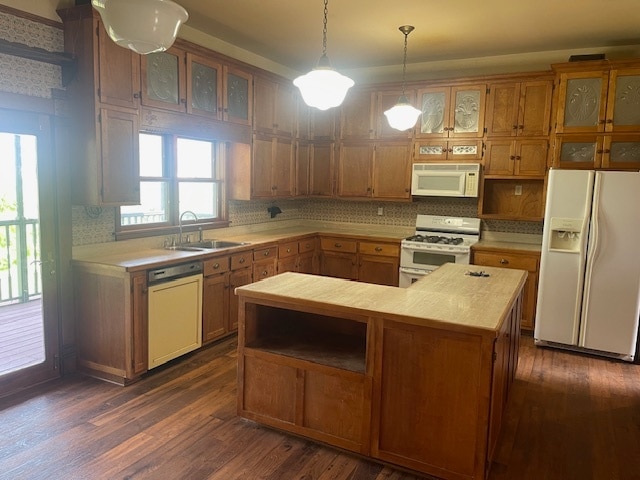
[[0, 334, 639, 480]]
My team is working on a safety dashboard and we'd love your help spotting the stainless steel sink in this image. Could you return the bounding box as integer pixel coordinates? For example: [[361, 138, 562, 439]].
[[165, 240, 249, 251]]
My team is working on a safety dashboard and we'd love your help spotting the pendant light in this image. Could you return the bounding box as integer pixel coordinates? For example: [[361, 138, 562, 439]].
[[91, 0, 189, 55], [384, 25, 422, 131], [293, 0, 354, 110]]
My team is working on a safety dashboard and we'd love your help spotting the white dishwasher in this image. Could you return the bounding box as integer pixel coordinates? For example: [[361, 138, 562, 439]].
[[147, 261, 203, 369]]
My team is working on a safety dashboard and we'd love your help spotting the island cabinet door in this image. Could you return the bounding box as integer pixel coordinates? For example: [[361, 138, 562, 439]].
[[239, 350, 372, 455], [370, 320, 496, 480]]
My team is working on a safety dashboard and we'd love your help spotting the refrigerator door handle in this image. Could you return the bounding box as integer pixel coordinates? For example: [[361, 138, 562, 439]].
[[578, 172, 602, 346]]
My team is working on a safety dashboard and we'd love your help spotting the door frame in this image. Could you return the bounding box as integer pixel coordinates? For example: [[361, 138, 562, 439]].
[[0, 104, 67, 397]]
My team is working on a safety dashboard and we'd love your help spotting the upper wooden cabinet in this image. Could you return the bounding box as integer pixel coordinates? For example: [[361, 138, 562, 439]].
[[251, 134, 294, 198], [376, 89, 416, 139], [413, 139, 483, 162], [58, 6, 141, 206], [338, 142, 411, 200], [253, 76, 296, 136], [341, 89, 376, 140], [415, 84, 486, 138], [486, 80, 553, 137], [554, 61, 640, 134], [484, 139, 548, 177], [141, 46, 252, 125], [554, 134, 640, 170]]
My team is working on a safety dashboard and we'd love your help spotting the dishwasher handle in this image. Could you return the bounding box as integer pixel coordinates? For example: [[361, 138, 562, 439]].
[[148, 261, 203, 284]]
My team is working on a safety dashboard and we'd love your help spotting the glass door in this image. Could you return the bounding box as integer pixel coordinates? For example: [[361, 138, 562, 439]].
[[0, 111, 60, 394]]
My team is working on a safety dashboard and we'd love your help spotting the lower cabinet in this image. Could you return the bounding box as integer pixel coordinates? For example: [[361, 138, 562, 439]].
[[472, 246, 540, 330], [319, 236, 400, 286], [253, 245, 278, 281], [73, 264, 148, 385], [277, 237, 318, 274], [203, 250, 253, 342]]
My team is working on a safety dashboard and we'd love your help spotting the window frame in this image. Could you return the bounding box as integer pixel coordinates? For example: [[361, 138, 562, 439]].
[[115, 131, 229, 241]]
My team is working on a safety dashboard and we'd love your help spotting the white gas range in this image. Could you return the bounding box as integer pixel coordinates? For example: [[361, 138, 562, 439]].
[[399, 214, 481, 287]]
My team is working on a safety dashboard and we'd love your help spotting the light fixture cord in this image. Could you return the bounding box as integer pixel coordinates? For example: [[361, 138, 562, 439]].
[[322, 0, 328, 56], [401, 30, 409, 96]]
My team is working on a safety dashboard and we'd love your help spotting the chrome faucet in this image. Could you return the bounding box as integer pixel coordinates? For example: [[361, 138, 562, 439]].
[[178, 210, 198, 244]]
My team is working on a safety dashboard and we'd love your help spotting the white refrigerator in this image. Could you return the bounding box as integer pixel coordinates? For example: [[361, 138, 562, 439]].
[[534, 168, 640, 361]]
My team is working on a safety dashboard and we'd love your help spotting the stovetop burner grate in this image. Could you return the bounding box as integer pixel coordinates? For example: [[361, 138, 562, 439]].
[[405, 234, 465, 245]]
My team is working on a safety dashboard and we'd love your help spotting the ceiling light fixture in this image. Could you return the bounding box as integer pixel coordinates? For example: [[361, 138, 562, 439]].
[[91, 0, 189, 55], [384, 25, 422, 131], [293, 0, 354, 110]]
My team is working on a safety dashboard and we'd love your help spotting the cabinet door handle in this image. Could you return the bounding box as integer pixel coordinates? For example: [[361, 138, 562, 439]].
[[510, 155, 516, 160], [334, 243, 342, 248], [261, 270, 268, 276], [286, 247, 292, 253], [213, 263, 220, 269], [375, 246, 383, 252], [239, 257, 245, 264], [133, 92, 140, 99], [264, 251, 270, 256], [500, 258, 509, 265]]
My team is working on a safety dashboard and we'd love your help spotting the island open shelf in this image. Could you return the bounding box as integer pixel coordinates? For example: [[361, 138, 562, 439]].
[[236, 264, 527, 480], [244, 304, 367, 372]]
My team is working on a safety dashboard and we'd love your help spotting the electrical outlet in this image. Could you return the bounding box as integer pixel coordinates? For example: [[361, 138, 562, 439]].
[[377, 207, 384, 216], [515, 185, 523, 196]]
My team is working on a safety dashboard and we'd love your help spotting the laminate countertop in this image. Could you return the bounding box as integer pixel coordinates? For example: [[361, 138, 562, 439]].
[[236, 262, 527, 333], [72, 224, 413, 271]]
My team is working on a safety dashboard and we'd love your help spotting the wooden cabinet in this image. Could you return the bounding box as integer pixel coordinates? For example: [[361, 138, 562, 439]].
[[309, 143, 335, 197], [253, 245, 278, 281], [472, 247, 540, 330], [484, 139, 548, 176], [59, 7, 141, 206], [415, 84, 486, 138], [357, 241, 400, 286], [141, 46, 252, 124], [337, 142, 411, 200], [340, 89, 376, 140], [229, 251, 253, 332], [251, 134, 294, 198], [319, 237, 358, 280], [376, 89, 417, 139], [73, 264, 148, 385], [413, 139, 483, 162], [253, 75, 296, 136], [554, 62, 640, 134], [479, 178, 545, 221], [277, 237, 317, 274], [486, 80, 553, 137], [202, 255, 231, 344], [554, 133, 640, 170], [319, 236, 400, 286]]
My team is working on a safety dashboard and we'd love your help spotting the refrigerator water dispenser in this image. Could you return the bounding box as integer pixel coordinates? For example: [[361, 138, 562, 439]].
[[548, 217, 583, 253]]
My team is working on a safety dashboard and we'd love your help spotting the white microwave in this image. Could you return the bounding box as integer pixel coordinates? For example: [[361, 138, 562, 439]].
[[411, 163, 480, 198]]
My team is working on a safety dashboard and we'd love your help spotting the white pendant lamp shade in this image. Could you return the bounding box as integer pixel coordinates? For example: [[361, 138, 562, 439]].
[[294, 55, 354, 111], [294, 0, 354, 110], [91, 0, 189, 55], [384, 96, 422, 131], [385, 25, 421, 131]]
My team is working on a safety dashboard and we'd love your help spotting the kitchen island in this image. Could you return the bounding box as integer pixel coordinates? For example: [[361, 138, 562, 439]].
[[236, 263, 526, 480]]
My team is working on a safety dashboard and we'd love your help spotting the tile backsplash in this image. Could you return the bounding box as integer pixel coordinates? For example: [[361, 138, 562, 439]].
[[72, 198, 543, 246]]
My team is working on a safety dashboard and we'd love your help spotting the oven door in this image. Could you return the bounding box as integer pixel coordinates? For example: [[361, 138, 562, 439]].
[[400, 245, 470, 271], [399, 266, 431, 288]]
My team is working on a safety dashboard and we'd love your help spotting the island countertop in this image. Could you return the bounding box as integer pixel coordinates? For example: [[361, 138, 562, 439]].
[[235, 262, 527, 333]]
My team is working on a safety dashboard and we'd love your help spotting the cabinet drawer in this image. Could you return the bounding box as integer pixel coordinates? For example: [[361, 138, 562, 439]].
[[298, 238, 316, 254], [358, 241, 399, 257], [203, 256, 230, 276], [253, 260, 276, 280], [320, 237, 357, 253], [231, 251, 252, 270], [253, 246, 278, 261], [279, 241, 298, 258], [473, 251, 538, 272]]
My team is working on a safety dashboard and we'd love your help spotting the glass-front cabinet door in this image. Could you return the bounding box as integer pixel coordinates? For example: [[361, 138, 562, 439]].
[[606, 69, 640, 133], [187, 53, 222, 119], [141, 47, 186, 113], [416, 85, 485, 138], [603, 134, 640, 169], [223, 66, 253, 126], [556, 71, 609, 134], [555, 135, 603, 169]]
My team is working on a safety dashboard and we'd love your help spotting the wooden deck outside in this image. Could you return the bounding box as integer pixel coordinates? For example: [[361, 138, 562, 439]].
[[0, 299, 45, 376]]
